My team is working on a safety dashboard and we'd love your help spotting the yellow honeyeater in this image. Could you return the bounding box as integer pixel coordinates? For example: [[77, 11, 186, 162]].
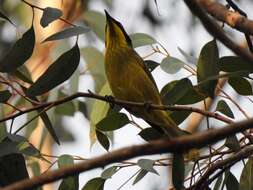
[[104, 10, 184, 138]]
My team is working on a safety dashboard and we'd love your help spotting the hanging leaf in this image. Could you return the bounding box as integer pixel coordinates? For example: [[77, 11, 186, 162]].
[[0, 26, 35, 73], [215, 100, 234, 118], [228, 77, 252, 95], [42, 26, 90, 42], [40, 7, 63, 27], [160, 56, 185, 74], [197, 40, 219, 98], [55, 92, 76, 116], [14, 65, 33, 84], [129, 33, 156, 48], [0, 11, 14, 25], [0, 90, 11, 103], [172, 154, 185, 190], [170, 111, 191, 125], [219, 56, 253, 73], [82, 177, 106, 190], [133, 169, 148, 185], [239, 157, 253, 190], [225, 171, 239, 190], [177, 47, 197, 64], [96, 113, 130, 131], [58, 155, 79, 190], [144, 60, 159, 72], [138, 127, 164, 141], [96, 130, 110, 151], [26, 43, 80, 97], [137, 159, 158, 175], [101, 166, 119, 179], [83, 10, 106, 41]]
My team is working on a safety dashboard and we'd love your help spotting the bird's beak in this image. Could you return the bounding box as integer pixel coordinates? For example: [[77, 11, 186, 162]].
[[104, 10, 113, 23]]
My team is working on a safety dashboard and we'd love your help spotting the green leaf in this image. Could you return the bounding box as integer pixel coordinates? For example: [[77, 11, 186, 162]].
[[43, 26, 90, 42], [239, 157, 253, 190], [55, 92, 76, 116], [96, 130, 110, 151], [138, 127, 164, 141], [137, 159, 158, 175], [133, 169, 148, 185], [170, 111, 191, 125], [225, 171, 239, 190], [160, 56, 185, 74], [225, 135, 240, 151], [58, 155, 79, 190], [83, 11, 106, 41], [26, 43, 80, 97], [172, 154, 185, 190], [101, 166, 119, 179], [0, 26, 35, 73], [40, 7, 63, 27], [177, 47, 197, 64], [14, 65, 33, 84], [219, 56, 253, 73], [89, 83, 111, 147], [81, 47, 106, 92], [197, 40, 219, 98], [160, 78, 192, 105], [129, 33, 156, 48], [228, 77, 252, 95], [82, 177, 106, 190], [216, 100, 234, 118], [144, 60, 159, 72], [0, 11, 14, 25], [96, 113, 130, 131], [0, 90, 11, 103], [214, 174, 223, 190]]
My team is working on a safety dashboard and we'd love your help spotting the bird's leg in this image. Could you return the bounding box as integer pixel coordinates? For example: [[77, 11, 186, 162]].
[[105, 95, 115, 108]]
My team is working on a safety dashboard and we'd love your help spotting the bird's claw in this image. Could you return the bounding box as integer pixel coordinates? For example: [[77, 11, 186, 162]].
[[105, 95, 115, 108]]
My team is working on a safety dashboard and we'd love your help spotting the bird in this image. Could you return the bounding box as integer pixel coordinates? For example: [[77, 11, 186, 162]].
[[104, 10, 185, 139]]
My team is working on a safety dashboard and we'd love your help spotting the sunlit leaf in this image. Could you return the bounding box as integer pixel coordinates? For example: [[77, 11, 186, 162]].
[[197, 40, 219, 98], [101, 166, 119, 179], [215, 100, 234, 118], [133, 169, 148, 185], [96, 130, 110, 151], [137, 159, 158, 175], [0, 26, 35, 73], [129, 33, 156, 48], [82, 177, 106, 190], [96, 113, 130, 131], [160, 56, 185, 74], [239, 157, 253, 190], [83, 10, 106, 41], [228, 77, 252, 95], [172, 154, 185, 190], [40, 7, 63, 27], [26, 43, 80, 97], [43, 26, 90, 42]]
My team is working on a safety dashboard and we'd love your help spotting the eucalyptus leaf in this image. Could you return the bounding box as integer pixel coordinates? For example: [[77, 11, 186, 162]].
[[96, 113, 130, 131], [228, 77, 252, 95], [82, 177, 106, 190], [215, 100, 234, 118], [26, 43, 80, 97], [239, 157, 253, 190], [137, 159, 158, 175], [0, 90, 11, 103], [225, 135, 240, 152], [133, 169, 148, 185], [219, 56, 253, 73], [225, 171, 239, 190], [138, 127, 164, 141], [160, 56, 185, 74], [101, 166, 119, 179], [40, 7, 63, 27], [83, 10, 106, 41], [197, 40, 219, 98], [130, 33, 156, 48], [43, 26, 90, 42], [96, 130, 110, 151], [172, 154, 185, 190], [0, 26, 35, 73]]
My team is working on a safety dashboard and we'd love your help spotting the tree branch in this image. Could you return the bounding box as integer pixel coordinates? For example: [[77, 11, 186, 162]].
[[0, 92, 233, 124], [2, 118, 253, 190], [184, 0, 253, 62]]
